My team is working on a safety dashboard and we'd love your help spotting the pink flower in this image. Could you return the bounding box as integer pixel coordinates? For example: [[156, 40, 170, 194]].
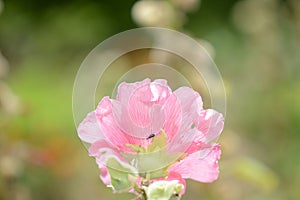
[[78, 79, 224, 194]]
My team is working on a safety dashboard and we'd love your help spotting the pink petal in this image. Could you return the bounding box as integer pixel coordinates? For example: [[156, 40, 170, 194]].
[[116, 78, 151, 104], [173, 87, 203, 116], [89, 140, 136, 170], [89, 140, 124, 166], [169, 144, 221, 183], [184, 141, 205, 155], [111, 100, 166, 142], [166, 87, 203, 153], [77, 112, 103, 144], [100, 167, 111, 186], [196, 109, 224, 143], [127, 80, 171, 127], [167, 171, 186, 195], [94, 97, 134, 150], [89, 141, 137, 187], [163, 93, 182, 141], [109, 79, 172, 145], [172, 87, 203, 133]]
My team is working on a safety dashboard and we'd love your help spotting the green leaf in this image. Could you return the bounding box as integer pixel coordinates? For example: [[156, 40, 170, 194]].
[[106, 157, 137, 193]]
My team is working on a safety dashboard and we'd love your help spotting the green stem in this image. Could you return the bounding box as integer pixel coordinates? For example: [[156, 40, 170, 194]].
[[170, 195, 182, 200]]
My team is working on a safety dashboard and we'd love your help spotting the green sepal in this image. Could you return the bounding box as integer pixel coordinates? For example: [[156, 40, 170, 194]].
[[126, 143, 147, 153], [147, 130, 168, 152], [123, 130, 184, 180], [106, 157, 137, 193]]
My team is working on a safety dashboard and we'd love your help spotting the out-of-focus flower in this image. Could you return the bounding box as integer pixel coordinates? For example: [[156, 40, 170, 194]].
[[78, 79, 224, 199], [0, 155, 23, 178], [0, 50, 20, 123], [0, 51, 23, 118], [0, 82, 22, 116], [131, 0, 183, 28], [231, 0, 276, 35], [171, 0, 200, 12]]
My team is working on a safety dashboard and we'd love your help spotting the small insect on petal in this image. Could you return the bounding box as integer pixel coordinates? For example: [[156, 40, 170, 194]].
[[147, 133, 155, 139]]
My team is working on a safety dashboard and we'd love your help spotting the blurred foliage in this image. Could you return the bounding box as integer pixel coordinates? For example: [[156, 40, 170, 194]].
[[0, 0, 300, 200]]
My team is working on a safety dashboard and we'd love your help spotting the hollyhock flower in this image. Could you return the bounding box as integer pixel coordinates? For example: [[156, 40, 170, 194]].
[[78, 78, 224, 199]]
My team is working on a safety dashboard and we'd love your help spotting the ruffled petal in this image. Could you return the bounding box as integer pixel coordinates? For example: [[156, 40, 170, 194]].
[[127, 79, 171, 127], [116, 78, 151, 104], [100, 167, 111, 186], [166, 87, 203, 153], [184, 141, 205, 155], [111, 100, 166, 142], [196, 109, 224, 143], [77, 111, 103, 144], [89, 140, 137, 188], [110, 79, 172, 146], [169, 144, 221, 183], [94, 97, 132, 150], [89, 139, 124, 166]]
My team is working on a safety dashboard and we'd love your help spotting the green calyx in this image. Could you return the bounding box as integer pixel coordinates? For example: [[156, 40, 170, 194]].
[[146, 180, 184, 200], [126, 130, 168, 154], [106, 157, 137, 193], [124, 130, 175, 179]]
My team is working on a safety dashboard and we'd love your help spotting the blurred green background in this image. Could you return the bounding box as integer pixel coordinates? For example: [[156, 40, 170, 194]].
[[0, 0, 300, 199]]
